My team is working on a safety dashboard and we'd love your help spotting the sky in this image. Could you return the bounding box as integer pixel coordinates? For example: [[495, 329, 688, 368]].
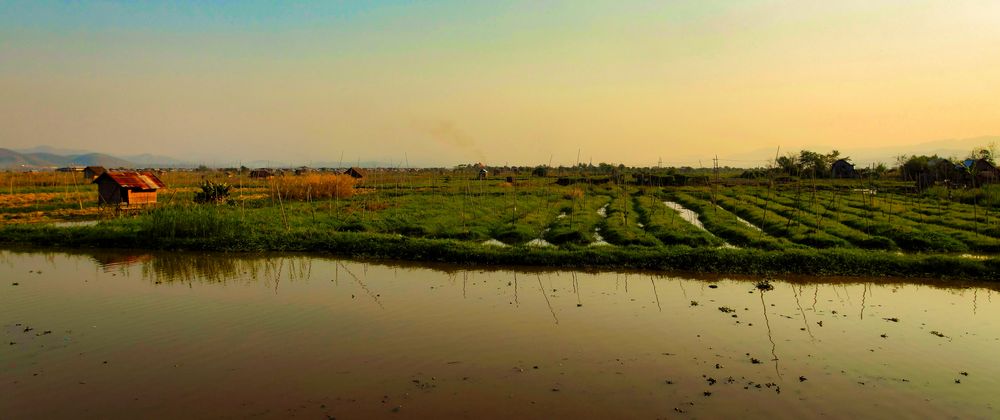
[[2, 0, 1000, 167]]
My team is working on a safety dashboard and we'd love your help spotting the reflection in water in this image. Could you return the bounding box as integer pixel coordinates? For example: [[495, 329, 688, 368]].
[[793, 285, 814, 341], [812, 284, 818, 312], [860, 282, 868, 320], [97, 252, 318, 288], [538, 274, 559, 325], [513, 271, 518, 306], [759, 288, 781, 378], [651, 276, 662, 312], [3, 249, 1000, 418], [92, 253, 153, 272], [339, 261, 383, 309], [974, 288, 978, 315], [572, 272, 581, 306]]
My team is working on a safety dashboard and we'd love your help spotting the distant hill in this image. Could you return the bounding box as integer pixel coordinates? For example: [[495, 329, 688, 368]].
[[0, 148, 136, 169], [14, 145, 93, 156], [0, 148, 55, 168], [11, 146, 196, 168], [64, 153, 136, 168]]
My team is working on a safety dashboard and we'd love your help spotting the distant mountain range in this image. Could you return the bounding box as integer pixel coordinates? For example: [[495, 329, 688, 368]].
[[0, 147, 386, 170], [0, 148, 137, 169]]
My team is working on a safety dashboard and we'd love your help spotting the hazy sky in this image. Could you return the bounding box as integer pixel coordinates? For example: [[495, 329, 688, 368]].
[[2, 1, 999, 166]]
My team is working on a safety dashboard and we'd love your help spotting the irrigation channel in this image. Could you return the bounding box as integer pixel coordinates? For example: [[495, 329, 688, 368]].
[[2, 249, 998, 418]]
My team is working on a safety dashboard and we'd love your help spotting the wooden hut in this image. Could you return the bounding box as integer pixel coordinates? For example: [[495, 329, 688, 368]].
[[83, 166, 106, 180], [961, 158, 1000, 185], [92, 171, 166, 207], [344, 167, 366, 179], [830, 159, 855, 178]]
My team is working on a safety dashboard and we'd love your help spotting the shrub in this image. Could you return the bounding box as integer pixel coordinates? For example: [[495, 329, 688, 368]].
[[194, 181, 231, 204]]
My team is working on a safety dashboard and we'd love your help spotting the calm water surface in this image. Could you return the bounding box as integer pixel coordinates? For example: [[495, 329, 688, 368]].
[[1, 249, 998, 419]]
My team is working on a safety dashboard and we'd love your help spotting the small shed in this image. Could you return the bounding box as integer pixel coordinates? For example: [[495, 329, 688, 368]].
[[84, 166, 106, 180], [92, 171, 166, 207], [830, 159, 855, 178], [344, 167, 366, 179], [961, 159, 1000, 184], [249, 169, 274, 179]]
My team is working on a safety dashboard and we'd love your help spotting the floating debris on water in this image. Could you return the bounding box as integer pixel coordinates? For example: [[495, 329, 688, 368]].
[[755, 281, 774, 291]]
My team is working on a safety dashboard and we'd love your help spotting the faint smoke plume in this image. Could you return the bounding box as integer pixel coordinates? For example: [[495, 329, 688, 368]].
[[420, 120, 486, 162]]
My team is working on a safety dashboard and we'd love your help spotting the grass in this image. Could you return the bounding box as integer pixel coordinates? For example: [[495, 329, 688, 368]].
[[2, 222, 997, 279], [2, 168, 999, 280]]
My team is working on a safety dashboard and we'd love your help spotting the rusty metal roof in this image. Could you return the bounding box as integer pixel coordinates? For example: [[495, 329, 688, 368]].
[[93, 171, 166, 190]]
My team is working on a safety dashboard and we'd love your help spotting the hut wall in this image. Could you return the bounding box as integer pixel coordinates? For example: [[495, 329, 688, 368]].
[[97, 182, 123, 205], [127, 190, 158, 205]]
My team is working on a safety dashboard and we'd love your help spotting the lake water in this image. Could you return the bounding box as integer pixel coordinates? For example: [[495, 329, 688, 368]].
[[2, 249, 998, 418]]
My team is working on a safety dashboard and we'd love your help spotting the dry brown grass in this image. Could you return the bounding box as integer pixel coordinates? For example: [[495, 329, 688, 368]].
[[271, 174, 356, 200], [564, 187, 584, 200], [0, 192, 91, 208], [0, 171, 94, 189], [0, 206, 102, 224]]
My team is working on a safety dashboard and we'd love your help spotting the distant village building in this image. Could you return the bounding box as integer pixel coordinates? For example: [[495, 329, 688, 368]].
[[344, 167, 366, 179], [478, 168, 488, 180], [960, 158, 1000, 185], [830, 159, 855, 178], [57, 167, 84, 173], [294, 166, 313, 176], [83, 166, 106, 180], [249, 169, 274, 179], [92, 171, 166, 207]]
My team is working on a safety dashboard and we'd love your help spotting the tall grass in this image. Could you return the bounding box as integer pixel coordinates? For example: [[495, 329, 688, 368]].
[[136, 205, 249, 242], [271, 174, 356, 200]]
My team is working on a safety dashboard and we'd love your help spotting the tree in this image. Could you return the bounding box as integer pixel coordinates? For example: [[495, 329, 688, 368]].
[[873, 162, 888, 179], [776, 154, 799, 176], [798, 150, 827, 178], [969, 148, 994, 164]]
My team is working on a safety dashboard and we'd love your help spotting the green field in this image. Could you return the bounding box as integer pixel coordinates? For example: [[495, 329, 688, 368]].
[[1, 169, 999, 279]]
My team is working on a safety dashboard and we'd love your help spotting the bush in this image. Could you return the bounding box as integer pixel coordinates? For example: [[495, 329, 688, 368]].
[[194, 181, 231, 204]]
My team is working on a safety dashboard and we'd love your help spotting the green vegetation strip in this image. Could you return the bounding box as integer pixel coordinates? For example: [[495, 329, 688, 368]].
[[2, 223, 997, 280]]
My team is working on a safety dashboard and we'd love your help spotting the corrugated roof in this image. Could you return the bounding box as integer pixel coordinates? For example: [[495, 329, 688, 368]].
[[93, 171, 166, 190]]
